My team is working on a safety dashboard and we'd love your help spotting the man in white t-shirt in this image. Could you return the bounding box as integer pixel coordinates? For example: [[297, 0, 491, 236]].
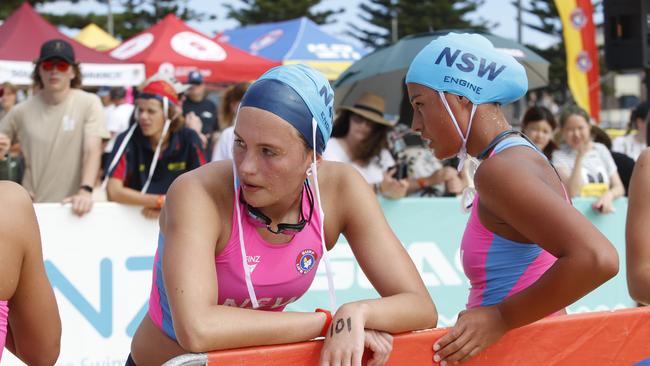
[[104, 87, 134, 152], [0, 39, 108, 215]]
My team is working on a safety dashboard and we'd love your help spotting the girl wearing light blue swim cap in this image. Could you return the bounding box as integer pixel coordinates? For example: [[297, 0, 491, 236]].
[[129, 64, 436, 366], [406, 33, 618, 364]]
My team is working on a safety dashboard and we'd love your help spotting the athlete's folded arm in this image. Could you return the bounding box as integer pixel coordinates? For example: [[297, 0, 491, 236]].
[[626, 149, 650, 305], [329, 163, 438, 332], [160, 173, 327, 353], [1, 183, 61, 366], [475, 152, 618, 329]]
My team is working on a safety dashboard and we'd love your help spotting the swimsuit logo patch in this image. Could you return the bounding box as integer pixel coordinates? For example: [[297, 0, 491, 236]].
[[296, 249, 317, 274]]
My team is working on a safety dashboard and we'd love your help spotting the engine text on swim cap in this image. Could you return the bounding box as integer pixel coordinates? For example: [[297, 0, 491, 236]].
[[434, 47, 507, 95]]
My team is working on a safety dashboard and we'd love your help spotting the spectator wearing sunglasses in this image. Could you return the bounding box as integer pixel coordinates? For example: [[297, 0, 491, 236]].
[[0, 39, 108, 215], [127, 65, 436, 366]]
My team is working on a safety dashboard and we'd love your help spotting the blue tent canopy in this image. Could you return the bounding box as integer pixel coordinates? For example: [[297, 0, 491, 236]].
[[219, 17, 367, 80]]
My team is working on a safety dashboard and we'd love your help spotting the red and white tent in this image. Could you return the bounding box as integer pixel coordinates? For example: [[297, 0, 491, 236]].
[[109, 14, 280, 83], [0, 3, 145, 86]]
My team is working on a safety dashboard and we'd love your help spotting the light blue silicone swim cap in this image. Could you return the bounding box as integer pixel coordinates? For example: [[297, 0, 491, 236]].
[[406, 33, 527, 105]]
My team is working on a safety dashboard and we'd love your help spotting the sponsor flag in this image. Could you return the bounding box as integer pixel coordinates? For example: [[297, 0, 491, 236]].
[[556, 0, 601, 121]]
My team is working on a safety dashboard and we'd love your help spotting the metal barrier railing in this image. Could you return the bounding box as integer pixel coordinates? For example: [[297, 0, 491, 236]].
[[162, 353, 208, 366]]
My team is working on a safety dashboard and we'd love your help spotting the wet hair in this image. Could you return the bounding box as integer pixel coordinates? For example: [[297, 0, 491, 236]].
[[331, 110, 389, 165], [521, 106, 558, 159], [32, 60, 82, 89], [559, 105, 590, 129], [219, 82, 250, 129]]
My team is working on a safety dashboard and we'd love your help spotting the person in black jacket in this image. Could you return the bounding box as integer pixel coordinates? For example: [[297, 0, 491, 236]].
[[106, 79, 206, 218]]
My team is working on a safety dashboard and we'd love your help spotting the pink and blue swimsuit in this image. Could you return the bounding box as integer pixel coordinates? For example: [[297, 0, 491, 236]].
[[461, 136, 565, 310], [0, 300, 8, 361], [148, 185, 324, 341]]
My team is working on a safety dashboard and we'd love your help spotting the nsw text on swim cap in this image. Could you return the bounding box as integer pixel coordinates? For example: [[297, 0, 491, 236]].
[[434, 47, 507, 96], [319, 85, 333, 131]]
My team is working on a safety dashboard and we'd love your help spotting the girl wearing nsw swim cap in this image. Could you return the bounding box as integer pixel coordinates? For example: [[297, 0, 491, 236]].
[[406, 33, 618, 364], [128, 64, 436, 366]]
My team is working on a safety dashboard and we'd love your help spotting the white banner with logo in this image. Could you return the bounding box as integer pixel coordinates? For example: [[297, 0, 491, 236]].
[[0, 60, 145, 86]]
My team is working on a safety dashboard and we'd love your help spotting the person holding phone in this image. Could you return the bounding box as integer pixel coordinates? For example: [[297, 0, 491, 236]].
[[323, 93, 409, 198]]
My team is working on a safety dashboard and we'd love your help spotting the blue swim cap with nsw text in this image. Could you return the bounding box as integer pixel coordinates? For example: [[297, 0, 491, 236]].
[[243, 64, 334, 154], [406, 33, 528, 105]]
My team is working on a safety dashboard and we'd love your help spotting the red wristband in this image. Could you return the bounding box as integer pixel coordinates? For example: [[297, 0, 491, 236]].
[[155, 195, 166, 209], [315, 308, 332, 338], [417, 178, 428, 189]]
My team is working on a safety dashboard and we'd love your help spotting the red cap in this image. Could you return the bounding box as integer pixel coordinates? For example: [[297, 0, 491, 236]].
[[140, 80, 179, 105]]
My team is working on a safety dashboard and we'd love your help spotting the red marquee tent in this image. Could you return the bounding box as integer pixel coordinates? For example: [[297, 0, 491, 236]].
[[0, 3, 145, 86], [109, 14, 280, 83]]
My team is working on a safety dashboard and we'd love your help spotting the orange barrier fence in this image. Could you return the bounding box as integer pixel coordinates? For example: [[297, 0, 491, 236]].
[[164, 307, 650, 365]]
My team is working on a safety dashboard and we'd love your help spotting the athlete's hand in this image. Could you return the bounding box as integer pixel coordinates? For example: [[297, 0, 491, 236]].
[[319, 303, 368, 366], [433, 306, 508, 364], [364, 330, 393, 366]]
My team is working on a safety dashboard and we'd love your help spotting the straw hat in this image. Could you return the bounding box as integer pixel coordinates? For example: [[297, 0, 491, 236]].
[[339, 92, 393, 126]]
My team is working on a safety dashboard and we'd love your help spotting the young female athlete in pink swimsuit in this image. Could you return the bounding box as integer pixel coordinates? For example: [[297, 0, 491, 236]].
[[406, 33, 618, 364], [0, 181, 61, 364], [129, 64, 437, 366]]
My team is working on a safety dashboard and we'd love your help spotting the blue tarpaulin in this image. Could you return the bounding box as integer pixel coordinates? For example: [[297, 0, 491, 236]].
[[219, 17, 367, 79]]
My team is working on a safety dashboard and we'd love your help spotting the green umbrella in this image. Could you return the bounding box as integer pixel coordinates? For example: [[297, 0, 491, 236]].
[[333, 31, 549, 116]]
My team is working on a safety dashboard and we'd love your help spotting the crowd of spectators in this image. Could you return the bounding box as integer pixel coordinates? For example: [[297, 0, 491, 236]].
[[0, 38, 647, 221]]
